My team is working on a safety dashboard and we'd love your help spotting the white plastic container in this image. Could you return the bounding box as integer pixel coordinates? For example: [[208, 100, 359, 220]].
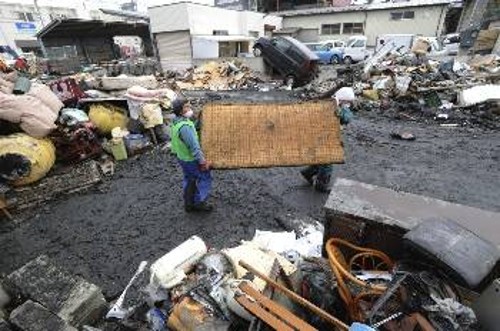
[[150, 236, 207, 289]]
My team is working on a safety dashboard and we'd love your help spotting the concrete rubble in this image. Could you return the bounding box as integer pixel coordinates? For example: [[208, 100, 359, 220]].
[[3, 255, 107, 328], [9, 301, 77, 331]]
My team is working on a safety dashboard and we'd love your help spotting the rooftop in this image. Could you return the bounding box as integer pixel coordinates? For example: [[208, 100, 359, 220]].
[[276, 0, 453, 17]]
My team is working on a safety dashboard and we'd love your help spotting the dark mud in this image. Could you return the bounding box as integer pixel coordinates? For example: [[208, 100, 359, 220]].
[[1, 111, 499, 299]]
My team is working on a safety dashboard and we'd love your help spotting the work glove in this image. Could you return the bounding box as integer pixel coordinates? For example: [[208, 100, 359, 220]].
[[199, 161, 211, 172]]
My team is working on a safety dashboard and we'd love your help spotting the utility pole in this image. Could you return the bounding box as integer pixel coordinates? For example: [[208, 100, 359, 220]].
[[34, 0, 45, 26]]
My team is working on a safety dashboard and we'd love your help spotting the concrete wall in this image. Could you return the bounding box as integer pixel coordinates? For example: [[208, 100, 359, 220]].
[[192, 37, 219, 58], [0, 3, 77, 52], [187, 4, 264, 36], [282, 5, 448, 46], [149, 3, 264, 36], [149, 3, 190, 33], [365, 6, 447, 45]]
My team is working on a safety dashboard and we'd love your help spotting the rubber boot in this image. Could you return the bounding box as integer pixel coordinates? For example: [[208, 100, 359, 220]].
[[190, 201, 214, 212], [300, 166, 318, 185], [184, 179, 198, 212], [314, 173, 331, 193]]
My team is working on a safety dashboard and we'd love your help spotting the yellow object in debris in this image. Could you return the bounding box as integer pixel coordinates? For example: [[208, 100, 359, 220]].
[[140, 103, 163, 129], [362, 89, 379, 101], [0, 133, 55, 186], [88, 103, 128, 134], [167, 297, 209, 331]]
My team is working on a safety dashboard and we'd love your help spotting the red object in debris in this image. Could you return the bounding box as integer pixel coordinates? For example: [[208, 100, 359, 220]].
[[14, 57, 28, 72], [48, 78, 86, 105]]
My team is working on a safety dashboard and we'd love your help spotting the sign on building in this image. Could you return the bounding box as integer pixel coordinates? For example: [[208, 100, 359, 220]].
[[215, 0, 249, 11], [15, 22, 37, 35]]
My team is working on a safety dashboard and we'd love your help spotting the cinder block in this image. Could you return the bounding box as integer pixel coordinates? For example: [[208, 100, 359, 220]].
[[0, 319, 12, 331], [324, 178, 500, 258], [9, 300, 77, 331], [0, 285, 9, 309], [4, 256, 107, 327]]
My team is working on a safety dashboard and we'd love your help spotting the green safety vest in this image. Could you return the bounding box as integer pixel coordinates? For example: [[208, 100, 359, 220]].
[[170, 119, 198, 162]]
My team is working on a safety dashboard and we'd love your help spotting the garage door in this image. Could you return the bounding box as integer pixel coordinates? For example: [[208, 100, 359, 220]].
[[297, 29, 319, 43], [155, 31, 192, 71]]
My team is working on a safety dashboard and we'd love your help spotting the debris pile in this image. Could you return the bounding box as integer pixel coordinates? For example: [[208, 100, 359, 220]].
[[0, 58, 179, 216], [173, 61, 265, 91], [0, 215, 487, 331], [358, 53, 500, 128]]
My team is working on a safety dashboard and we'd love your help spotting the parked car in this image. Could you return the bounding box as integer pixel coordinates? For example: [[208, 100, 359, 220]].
[[304, 43, 343, 64], [343, 36, 371, 64], [253, 36, 319, 86], [320, 39, 346, 51], [442, 33, 460, 55]]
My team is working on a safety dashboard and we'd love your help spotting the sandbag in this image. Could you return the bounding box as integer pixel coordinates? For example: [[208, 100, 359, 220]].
[[88, 103, 128, 134], [0, 93, 58, 138], [0, 133, 55, 186], [0, 75, 14, 94], [27, 83, 64, 113]]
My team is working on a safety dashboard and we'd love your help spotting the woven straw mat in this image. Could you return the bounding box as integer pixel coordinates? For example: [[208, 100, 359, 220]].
[[201, 101, 344, 169]]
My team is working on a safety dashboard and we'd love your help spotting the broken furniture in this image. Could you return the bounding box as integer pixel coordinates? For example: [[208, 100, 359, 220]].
[[324, 178, 500, 289], [201, 101, 344, 169], [235, 282, 316, 331], [239, 260, 349, 330], [325, 238, 394, 322], [404, 218, 500, 289]]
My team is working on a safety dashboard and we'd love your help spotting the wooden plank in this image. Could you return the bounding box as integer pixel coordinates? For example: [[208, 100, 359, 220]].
[[474, 29, 500, 51], [235, 295, 295, 331], [240, 283, 317, 331]]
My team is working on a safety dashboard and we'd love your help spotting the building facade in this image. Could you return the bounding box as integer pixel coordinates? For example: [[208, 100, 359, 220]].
[[149, 3, 265, 70], [278, 0, 450, 46], [0, 2, 77, 55]]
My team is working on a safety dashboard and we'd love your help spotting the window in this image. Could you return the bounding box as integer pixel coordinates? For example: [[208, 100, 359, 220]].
[[321, 24, 341, 35], [342, 23, 364, 35], [350, 39, 365, 48], [273, 38, 292, 53], [213, 30, 228, 36], [390, 11, 414, 20], [16, 12, 35, 22]]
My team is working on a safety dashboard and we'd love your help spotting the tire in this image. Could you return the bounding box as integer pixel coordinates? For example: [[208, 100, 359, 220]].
[[344, 56, 353, 65], [253, 46, 262, 57], [330, 55, 339, 65]]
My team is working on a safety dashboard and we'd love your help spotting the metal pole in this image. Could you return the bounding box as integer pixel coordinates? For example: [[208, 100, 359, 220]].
[[34, 0, 45, 27]]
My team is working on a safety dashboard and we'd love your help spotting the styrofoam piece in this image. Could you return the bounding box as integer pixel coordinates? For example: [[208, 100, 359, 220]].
[[459, 84, 500, 106]]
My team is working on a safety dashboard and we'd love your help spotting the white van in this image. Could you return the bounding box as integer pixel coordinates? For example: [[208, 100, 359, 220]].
[[343, 36, 370, 64], [375, 34, 415, 53]]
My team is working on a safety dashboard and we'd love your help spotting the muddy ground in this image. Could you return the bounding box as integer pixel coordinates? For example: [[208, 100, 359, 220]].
[[1, 96, 499, 300]]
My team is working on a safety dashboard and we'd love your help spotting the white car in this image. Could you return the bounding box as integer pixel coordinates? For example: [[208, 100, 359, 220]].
[[320, 39, 346, 52], [343, 36, 371, 64]]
